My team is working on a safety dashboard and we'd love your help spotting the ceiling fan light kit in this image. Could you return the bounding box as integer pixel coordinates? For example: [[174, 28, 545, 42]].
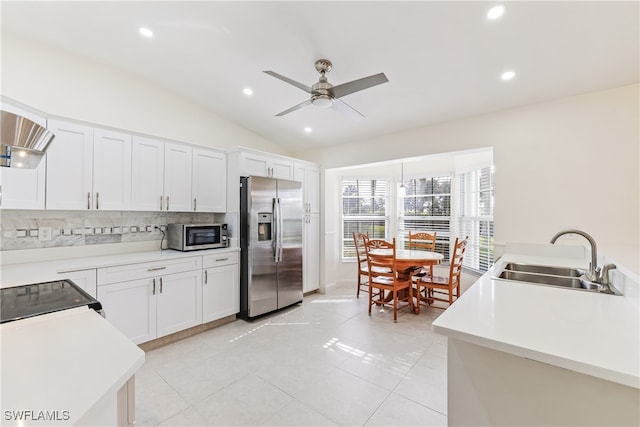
[[264, 59, 388, 118]]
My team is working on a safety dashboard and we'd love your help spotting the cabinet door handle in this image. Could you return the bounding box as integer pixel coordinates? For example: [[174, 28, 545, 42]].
[[204, 270, 208, 284], [159, 277, 163, 293], [96, 192, 100, 210], [194, 198, 197, 211], [166, 196, 170, 211], [147, 266, 166, 272], [87, 192, 91, 210], [160, 196, 163, 211], [152, 278, 156, 295], [216, 258, 229, 262]]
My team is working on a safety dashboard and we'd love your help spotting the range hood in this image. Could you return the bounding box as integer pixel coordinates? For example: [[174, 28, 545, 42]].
[[1, 110, 55, 168]]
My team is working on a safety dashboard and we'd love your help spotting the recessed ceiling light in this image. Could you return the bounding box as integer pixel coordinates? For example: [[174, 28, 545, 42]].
[[501, 70, 516, 81], [139, 27, 153, 38], [487, 5, 505, 20], [304, 127, 312, 133], [243, 88, 253, 96]]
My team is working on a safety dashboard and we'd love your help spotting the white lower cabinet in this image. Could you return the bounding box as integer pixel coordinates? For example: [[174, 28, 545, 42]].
[[96, 252, 239, 345], [155, 270, 203, 337], [97, 257, 203, 344], [98, 278, 157, 344], [202, 252, 239, 323]]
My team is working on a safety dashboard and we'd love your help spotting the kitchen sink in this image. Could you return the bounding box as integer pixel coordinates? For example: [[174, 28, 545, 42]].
[[498, 270, 601, 290], [502, 262, 584, 277], [494, 262, 622, 295]]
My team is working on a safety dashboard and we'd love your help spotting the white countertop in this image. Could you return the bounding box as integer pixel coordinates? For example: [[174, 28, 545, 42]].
[[0, 307, 145, 426], [0, 247, 240, 288], [432, 250, 640, 389]]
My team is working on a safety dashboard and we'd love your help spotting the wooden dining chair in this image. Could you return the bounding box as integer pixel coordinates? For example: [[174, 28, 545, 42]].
[[414, 236, 468, 313], [353, 231, 370, 298], [365, 238, 414, 322], [408, 231, 437, 278]]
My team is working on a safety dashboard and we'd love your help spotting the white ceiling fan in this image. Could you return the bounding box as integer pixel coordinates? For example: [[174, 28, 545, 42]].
[[264, 59, 389, 118]]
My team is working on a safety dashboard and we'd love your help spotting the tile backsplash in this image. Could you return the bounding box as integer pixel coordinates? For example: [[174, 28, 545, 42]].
[[0, 210, 222, 251]]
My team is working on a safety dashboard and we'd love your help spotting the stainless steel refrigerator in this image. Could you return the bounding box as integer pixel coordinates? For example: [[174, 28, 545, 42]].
[[240, 176, 303, 319]]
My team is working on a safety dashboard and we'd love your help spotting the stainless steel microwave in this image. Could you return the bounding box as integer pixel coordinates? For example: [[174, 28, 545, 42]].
[[167, 223, 229, 251]]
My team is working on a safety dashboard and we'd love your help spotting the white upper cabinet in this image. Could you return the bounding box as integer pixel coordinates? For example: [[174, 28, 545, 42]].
[[0, 101, 47, 210], [46, 120, 131, 210], [0, 155, 47, 209], [132, 139, 226, 213], [239, 151, 293, 179], [92, 128, 132, 211], [193, 148, 226, 212], [294, 161, 320, 214], [45, 120, 94, 210], [131, 136, 165, 211], [164, 142, 192, 212]]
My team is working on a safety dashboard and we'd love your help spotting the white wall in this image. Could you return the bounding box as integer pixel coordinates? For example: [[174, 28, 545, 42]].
[[0, 34, 288, 155], [297, 85, 639, 285]]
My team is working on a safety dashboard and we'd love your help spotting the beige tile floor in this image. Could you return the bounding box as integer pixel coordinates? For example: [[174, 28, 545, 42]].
[[136, 282, 448, 426]]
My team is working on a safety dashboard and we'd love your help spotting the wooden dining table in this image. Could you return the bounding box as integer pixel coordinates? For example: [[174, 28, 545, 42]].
[[367, 248, 444, 313], [368, 248, 444, 273]]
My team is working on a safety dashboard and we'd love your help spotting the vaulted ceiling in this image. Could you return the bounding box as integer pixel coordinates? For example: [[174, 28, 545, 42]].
[[2, 1, 638, 152]]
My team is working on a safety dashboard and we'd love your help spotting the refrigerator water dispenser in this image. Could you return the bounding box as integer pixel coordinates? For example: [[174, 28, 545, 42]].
[[257, 213, 272, 241]]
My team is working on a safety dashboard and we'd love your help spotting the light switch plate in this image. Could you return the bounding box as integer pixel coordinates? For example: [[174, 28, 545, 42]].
[[16, 229, 27, 238]]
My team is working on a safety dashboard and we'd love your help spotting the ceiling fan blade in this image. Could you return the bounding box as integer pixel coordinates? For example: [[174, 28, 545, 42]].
[[263, 71, 312, 93], [332, 99, 365, 119], [331, 73, 389, 99], [275, 99, 312, 117]]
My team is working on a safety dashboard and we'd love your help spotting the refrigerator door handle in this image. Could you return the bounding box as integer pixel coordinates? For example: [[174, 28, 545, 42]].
[[277, 197, 284, 262], [272, 198, 278, 262]]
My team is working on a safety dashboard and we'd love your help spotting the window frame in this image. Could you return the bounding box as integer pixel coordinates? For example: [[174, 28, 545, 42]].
[[341, 177, 390, 260], [457, 164, 495, 273], [397, 173, 453, 260]]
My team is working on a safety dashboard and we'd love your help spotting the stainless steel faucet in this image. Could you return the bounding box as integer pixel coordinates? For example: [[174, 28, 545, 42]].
[[550, 229, 600, 282]]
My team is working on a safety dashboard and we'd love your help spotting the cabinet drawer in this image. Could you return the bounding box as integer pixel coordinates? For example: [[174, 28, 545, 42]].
[[98, 256, 202, 285], [202, 252, 239, 268]]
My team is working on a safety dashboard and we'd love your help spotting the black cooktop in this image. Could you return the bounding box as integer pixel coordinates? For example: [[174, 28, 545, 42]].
[[0, 279, 102, 324]]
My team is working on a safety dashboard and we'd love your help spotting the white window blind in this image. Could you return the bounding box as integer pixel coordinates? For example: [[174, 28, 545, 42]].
[[398, 175, 452, 260], [342, 178, 389, 258], [458, 165, 494, 273]]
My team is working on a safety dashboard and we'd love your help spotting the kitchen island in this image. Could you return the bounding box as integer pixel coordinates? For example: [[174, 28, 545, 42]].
[[432, 244, 639, 426], [1, 307, 145, 426]]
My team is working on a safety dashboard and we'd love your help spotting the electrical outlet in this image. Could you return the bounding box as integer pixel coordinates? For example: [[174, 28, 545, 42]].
[[38, 227, 52, 241], [29, 229, 39, 238], [16, 229, 27, 238]]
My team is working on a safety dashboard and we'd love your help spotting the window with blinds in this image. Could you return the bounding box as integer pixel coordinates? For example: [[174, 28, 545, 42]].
[[342, 178, 389, 258], [398, 176, 452, 260], [458, 165, 494, 273]]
